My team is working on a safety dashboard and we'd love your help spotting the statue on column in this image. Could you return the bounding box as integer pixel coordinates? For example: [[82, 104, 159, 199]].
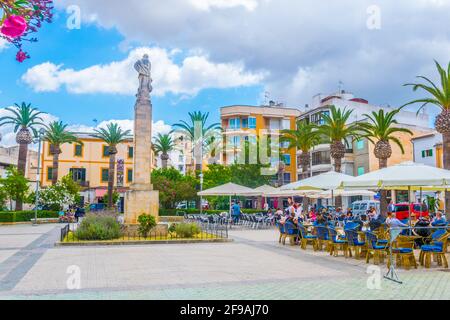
[[134, 54, 153, 96]]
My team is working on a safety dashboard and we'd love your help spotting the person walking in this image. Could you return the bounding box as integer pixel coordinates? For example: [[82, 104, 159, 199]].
[[231, 201, 242, 224]]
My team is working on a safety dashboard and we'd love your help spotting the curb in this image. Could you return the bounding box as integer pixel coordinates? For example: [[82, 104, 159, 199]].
[[55, 238, 233, 247]]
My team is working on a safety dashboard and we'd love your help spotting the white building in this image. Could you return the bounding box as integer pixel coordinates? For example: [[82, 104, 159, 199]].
[[412, 131, 443, 168], [298, 90, 432, 179]]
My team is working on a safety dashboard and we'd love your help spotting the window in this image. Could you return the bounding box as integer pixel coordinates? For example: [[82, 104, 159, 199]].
[[312, 151, 331, 166], [357, 166, 365, 176], [356, 140, 365, 150], [248, 117, 257, 129], [422, 149, 433, 158], [269, 119, 280, 130], [283, 154, 291, 166], [101, 169, 109, 182], [229, 118, 240, 130], [102, 145, 109, 157], [242, 118, 248, 128], [128, 146, 134, 159], [127, 169, 133, 183], [283, 173, 291, 184], [74, 144, 83, 157], [47, 167, 53, 181], [229, 136, 241, 147], [70, 168, 86, 182], [280, 141, 290, 149], [282, 119, 291, 130]]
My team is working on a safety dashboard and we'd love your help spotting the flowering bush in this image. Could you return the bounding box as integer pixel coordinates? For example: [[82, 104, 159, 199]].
[[33, 175, 80, 211], [0, 0, 53, 62], [59, 214, 76, 223]]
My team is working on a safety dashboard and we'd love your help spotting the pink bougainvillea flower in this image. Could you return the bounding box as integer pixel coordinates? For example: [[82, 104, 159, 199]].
[[16, 50, 30, 63], [1, 15, 28, 38]]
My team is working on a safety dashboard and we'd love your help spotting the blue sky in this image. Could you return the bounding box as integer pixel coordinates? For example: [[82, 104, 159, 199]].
[[0, 9, 262, 138], [1, 0, 449, 146]]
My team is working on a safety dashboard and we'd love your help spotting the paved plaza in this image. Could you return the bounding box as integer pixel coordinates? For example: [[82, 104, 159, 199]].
[[0, 224, 449, 300]]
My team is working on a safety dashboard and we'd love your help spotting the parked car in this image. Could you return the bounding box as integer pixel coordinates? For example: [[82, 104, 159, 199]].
[[351, 200, 380, 217], [393, 203, 429, 220]]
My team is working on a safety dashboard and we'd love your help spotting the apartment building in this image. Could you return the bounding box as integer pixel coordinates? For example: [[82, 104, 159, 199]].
[[40, 133, 142, 207], [0, 146, 38, 180], [298, 91, 433, 179], [221, 103, 301, 186]]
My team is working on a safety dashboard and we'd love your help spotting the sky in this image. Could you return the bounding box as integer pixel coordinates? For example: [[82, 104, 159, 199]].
[[1, 0, 449, 147]]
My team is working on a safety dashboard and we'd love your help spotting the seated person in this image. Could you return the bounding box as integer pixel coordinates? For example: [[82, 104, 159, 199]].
[[386, 212, 409, 230], [431, 212, 447, 227], [413, 217, 431, 246]]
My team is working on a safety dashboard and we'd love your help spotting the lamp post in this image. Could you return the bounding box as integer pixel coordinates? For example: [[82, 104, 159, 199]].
[[33, 128, 46, 226]]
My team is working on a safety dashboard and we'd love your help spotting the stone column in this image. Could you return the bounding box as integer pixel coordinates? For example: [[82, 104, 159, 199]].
[[124, 55, 159, 224]]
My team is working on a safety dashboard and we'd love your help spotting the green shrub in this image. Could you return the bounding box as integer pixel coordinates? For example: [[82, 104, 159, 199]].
[[137, 214, 157, 237], [74, 215, 121, 241], [175, 223, 201, 238], [0, 211, 59, 223]]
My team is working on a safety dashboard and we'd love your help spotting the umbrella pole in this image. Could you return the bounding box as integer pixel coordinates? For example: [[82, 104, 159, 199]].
[[408, 186, 412, 235], [332, 190, 335, 207]]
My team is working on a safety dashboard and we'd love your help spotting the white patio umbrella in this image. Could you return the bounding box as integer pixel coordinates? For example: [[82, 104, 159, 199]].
[[342, 161, 450, 220], [342, 162, 450, 189], [281, 171, 357, 191], [280, 171, 357, 206], [253, 185, 279, 195], [310, 189, 376, 199], [198, 183, 259, 215], [263, 189, 320, 198]]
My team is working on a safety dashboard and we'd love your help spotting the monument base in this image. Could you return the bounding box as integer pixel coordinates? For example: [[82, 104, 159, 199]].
[[124, 189, 160, 224]]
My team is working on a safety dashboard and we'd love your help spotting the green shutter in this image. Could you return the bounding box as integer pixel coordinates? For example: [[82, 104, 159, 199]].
[[75, 144, 82, 156], [101, 169, 109, 182], [103, 146, 109, 157], [128, 169, 133, 183], [47, 168, 53, 180], [128, 147, 134, 158], [422, 151, 426, 158]]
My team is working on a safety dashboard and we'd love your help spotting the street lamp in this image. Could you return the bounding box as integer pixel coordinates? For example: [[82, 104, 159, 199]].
[[33, 128, 46, 226]]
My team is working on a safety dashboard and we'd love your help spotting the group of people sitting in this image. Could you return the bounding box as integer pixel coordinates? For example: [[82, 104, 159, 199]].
[[274, 197, 448, 242]]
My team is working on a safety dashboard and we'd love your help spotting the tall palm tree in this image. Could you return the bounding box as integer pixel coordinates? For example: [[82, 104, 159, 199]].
[[359, 108, 413, 168], [0, 102, 45, 211], [91, 123, 131, 209], [281, 121, 321, 179], [359, 108, 413, 215], [43, 121, 80, 185], [153, 133, 175, 169], [173, 111, 221, 172], [403, 60, 450, 215], [316, 106, 361, 208]]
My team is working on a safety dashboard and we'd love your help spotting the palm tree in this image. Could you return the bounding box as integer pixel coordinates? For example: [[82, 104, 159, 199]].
[[173, 111, 221, 172], [403, 60, 450, 215], [91, 123, 131, 209], [316, 106, 361, 173], [315, 106, 361, 208], [281, 121, 321, 179], [153, 133, 175, 169], [359, 108, 413, 215], [0, 102, 45, 211], [360, 108, 413, 169], [43, 121, 80, 185]]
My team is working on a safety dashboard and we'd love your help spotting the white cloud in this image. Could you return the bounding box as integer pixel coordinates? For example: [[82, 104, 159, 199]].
[[0, 38, 8, 52], [0, 107, 172, 147], [53, 0, 450, 108], [189, 0, 260, 11], [22, 47, 265, 96], [0, 107, 58, 147], [68, 119, 172, 137]]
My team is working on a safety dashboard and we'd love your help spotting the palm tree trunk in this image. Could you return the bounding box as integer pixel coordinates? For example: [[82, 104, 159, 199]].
[[16, 142, 28, 211], [52, 152, 59, 186], [443, 133, 450, 218], [162, 153, 168, 169], [334, 157, 342, 208], [302, 163, 310, 212], [108, 153, 116, 209], [379, 158, 388, 217]]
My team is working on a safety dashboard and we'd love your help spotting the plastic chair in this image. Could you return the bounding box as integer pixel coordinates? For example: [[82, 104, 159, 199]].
[[328, 228, 350, 257]]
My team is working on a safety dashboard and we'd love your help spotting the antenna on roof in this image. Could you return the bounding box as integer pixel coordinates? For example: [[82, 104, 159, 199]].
[[264, 91, 270, 106], [338, 80, 344, 93]]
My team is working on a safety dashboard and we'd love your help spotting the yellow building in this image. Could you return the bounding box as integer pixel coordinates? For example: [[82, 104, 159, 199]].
[[220, 103, 301, 185], [40, 133, 137, 206]]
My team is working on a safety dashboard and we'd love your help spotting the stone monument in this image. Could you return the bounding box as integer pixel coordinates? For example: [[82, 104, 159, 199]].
[[124, 54, 160, 224]]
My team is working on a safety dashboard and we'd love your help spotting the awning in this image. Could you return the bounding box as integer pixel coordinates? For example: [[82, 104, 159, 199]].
[[95, 189, 107, 198]]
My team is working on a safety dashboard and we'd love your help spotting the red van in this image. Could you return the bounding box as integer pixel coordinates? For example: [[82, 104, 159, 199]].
[[393, 203, 429, 220]]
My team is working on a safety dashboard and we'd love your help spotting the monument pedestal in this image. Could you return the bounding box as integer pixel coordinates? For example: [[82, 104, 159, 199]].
[[124, 189, 160, 224]]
